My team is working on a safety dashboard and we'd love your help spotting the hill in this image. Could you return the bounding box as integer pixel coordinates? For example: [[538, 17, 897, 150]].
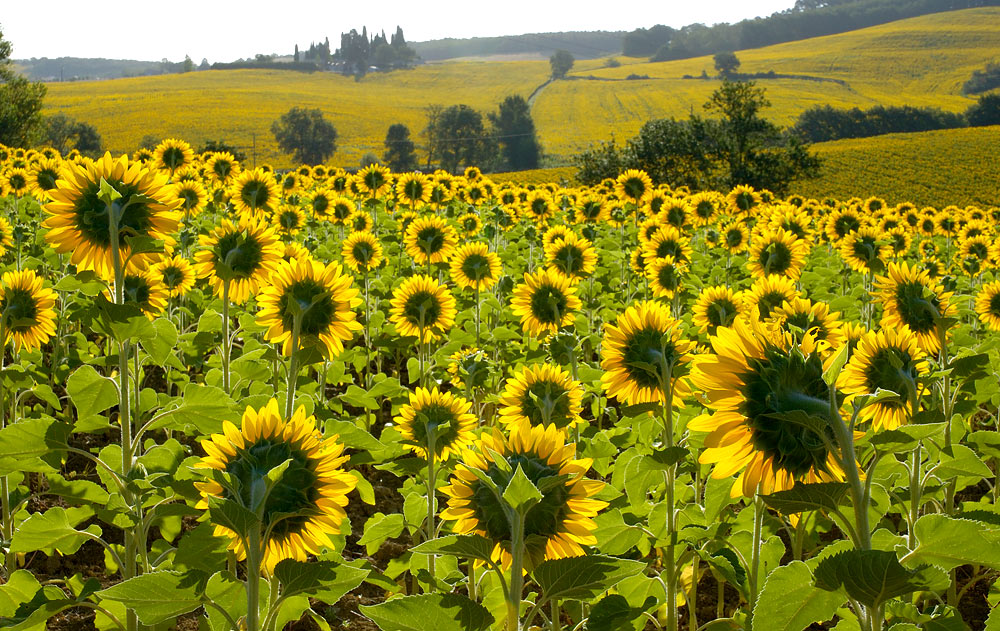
[[38, 8, 1000, 168], [411, 32, 623, 62]]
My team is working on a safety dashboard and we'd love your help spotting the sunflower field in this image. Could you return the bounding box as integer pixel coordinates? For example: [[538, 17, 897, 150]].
[[0, 138, 998, 631]]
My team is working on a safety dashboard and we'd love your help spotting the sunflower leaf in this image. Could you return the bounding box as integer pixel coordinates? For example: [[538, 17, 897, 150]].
[[822, 345, 849, 386], [813, 549, 946, 608], [273, 559, 368, 601], [0, 417, 71, 475], [753, 561, 844, 631], [901, 514, 1000, 571], [207, 496, 260, 541], [96, 572, 203, 625], [759, 482, 850, 515], [503, 465, 542, 513], [412, 535, 496, 563], [532, 555, 647, 603], [10, 506, 102, 555], [360, 593, 493, 631]]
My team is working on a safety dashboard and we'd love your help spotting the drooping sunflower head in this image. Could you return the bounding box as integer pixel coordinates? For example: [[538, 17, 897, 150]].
[[499, 364, 584, 431], [886, 227, 912, 258], [720, 221, 750, 254], [447, 346, 491, 390], [838, 326, 927, 432], [28, 158, 63, 200], [257, 257, 362, 359], [839, 226, 891, 275], [440, 422, 607, 570], [689, 316, 844, 498], [743, 275, 801, 321], [449, 242, 502, 291], [282, 241, 312, 264], [692, 285, 745, 335], [153, 138, 195, 176], [615, 169, 653, 204], [148, 254, 197, 298], [544, 232, 597, 283], [404, 215, 458, 265], [395, 172, 433, 207], [975, 281, 1000, 331], [205, 152, 241, 186], [768, 297, 845, 348], [510, 268, 582, 338], [874, 261, 956, 354], [644, 255, 687, 299], [573, 195, 609, 225], [457, 212, 483, 238], [689, 192, 721, 227], [642, 225, 692, 264], [341, 230, 384, 274], [747, 228, 809, 280], [826, 207, 862, 243], [108, 269, 168, 319], [396, 387, 477, 460], [195, 399, 356, 573], [389, 274, 458, 343], [726, 185, 761, 216], [194, 216, 284, 303], [43, 152, 182, 280], [0, 270, 57, 352], [307, 187, 334, 220], [172, 180, 208, 219], [275, 205, 306, 236], [357, 163, 392, 198], [601, 300, 694, 407], [229, 168, 281, 216]]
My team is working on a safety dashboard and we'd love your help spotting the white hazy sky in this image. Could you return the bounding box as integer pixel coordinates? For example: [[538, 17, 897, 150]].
[[4, 1, 796, 62]]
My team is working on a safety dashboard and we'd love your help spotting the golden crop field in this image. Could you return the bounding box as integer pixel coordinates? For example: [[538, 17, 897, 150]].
[[42, 7, 1000, 168], [792, 124, 1000, 207]]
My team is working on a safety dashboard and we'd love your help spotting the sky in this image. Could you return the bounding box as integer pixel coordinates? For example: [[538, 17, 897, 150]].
[[4, 0, 796, 62]]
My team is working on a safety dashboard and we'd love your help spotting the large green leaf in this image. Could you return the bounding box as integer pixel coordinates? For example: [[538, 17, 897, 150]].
[[588, 594, 658, 631], [147, 384, 237, 434], [0, 418, 70, 474], [96, 572, 202, 625], [759, 482, 849, 515], [273, 559, 368, 602], [361, 593, 493, 631], [358, 513, 405, 555], [10, 507, 101, 555], [411, 534, 496, 563], [140, 317, 178, 365], [753, 561, 844, 631], [67, 365, 118, 424], [532, 555, 647, 602], [503, 465, 542, 513], [902, 514, 1000, 571], [814, 550, 948, 608]]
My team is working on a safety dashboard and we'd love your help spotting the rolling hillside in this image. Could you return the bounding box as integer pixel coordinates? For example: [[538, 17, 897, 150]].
[[40, 7, 1000, 168]]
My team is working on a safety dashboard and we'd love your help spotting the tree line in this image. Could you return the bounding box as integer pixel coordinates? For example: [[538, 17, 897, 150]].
[[623, 0, 1000, 62]]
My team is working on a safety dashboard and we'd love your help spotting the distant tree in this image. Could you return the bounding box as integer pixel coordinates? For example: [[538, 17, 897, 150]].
[[426, 104, 496, 173], [198, 139, 248, 162], [294, 45, 300, 63], [713, 52, 740, 77], [183, 55, 194, 73], [550, 50, 574, 79], [962, 61, 1000, 95], [44, 113, 101, 156], [139, 135, 160, 150], [488, 95, 540, 170], [422, 104, 445, 168], [271, 107, 338, 165], [199, 58, 210, 70], [967, 93, 1000, 127], [0, 26, 47, 148], [360, 152, 379, 167], [383, 123, 417, 171]]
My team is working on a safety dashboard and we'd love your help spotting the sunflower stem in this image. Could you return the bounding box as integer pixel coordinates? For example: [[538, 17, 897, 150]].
[[747, 493, 765, 630], [425, 427, 438, 585], [507, 510, 526, 631], [661, 373, 678, 631], [222, 280, 232, 395], [475, 285, 481, 346], [245, 527, 263, 631], [285, 316, 302, 421], [0, 328, 13, 576]]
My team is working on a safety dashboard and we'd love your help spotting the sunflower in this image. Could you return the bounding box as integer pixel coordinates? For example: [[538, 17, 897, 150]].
[[839, 226, 890, 275], [874, 262, 956, 354], [194, 216, 284, 304], [601, 300, 694, 406], [643, 225, 692, 264], [0, 270, 57, 352], [447, 347, 490, 391], [657, 198, 689, 230], [449, 242, 502, 291], [229, 168, 281, 217], [689, 316, 845, 498], [825, 208, 863, 243], [257, 257, 362, 359], [457, 212, 482, 238], [886, 227, 912, 259], [357, 163, 392, 198], [692, 285, 744, 335], [645, 256, 687, 299], [743, 275, 801, 321], [396, 387, 477, 459], [341, 231, 384, 274], [28, 158, 63, 200], [439, 422, 606, 569], [573, 195, 608, 225], [132, 148, 154, 164], [726, 185, 761, 216], [0, 217, 13, 258], [328, 196, 356, 225], [279, 172, 303, 197], [275, 205, 306, 237], [975, 281, 1000, 331], [838, 326, 927, 432], [395, 172, 433, 208], [720, 221, 750, 254], [689, 192, 721, 227], [510, 268, 582, 338], [282, 241, 311, 264], [404, 215, 458, 265], [615, 169, 653, 204], [43, 152, 182, 280], [148, 254, 197, 298], [109, 270, 168, 319], [347, 210, 373, 233], [389, 274, 457, 343], [306, 187, 334, 221], [768, 297, 845, 348], [958, 235, 993, 270], [747, 228, 809, 280], [3, 168, 31, 197], [153, 138, 194, 176], [205, 152, 241, 186], [499, 364, 584, 431], [172, 180, 208, 219], [769, 207, 813, 242], [545, 232, 597, 283], [523, 191, 557, 224], [195, 399, 356, 573]]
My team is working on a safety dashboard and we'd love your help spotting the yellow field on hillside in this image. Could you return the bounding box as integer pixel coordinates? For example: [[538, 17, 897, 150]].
[[42, 8, 1000, 167], [792, 125, 1000, 207]]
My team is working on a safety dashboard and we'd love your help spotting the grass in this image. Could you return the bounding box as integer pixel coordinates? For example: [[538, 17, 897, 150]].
[[792, 125, 1000, 208], [41, 7, 1000, 168]]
